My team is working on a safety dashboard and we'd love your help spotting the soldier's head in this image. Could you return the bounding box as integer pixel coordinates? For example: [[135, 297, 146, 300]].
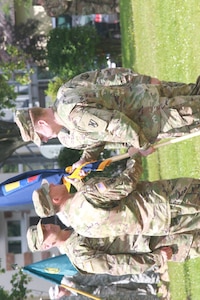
[[26, 220, 63, 252], [32, 179, 68, 218], [26, 219, 44, 252], [15, 108, 42, 146], [15, 107, 60, 146]]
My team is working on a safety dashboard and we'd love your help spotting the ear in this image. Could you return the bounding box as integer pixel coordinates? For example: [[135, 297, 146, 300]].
[[37, 119, 48, 126], [42, 243, 51, 250], [52, 197, 60, 204]]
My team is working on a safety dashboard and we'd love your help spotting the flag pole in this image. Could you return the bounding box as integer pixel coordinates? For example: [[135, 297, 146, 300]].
[[107, 131, 200, 163], [60, 283, 102, 300]]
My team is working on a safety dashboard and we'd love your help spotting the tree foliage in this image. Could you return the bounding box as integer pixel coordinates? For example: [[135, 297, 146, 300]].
[[0, 74, 16, 116], [57, 148, 82, 168], [46, 26, 105, 79], [9, 269, 31, 300], [12, 19, 47, 67], [0, 267, 31, 300]]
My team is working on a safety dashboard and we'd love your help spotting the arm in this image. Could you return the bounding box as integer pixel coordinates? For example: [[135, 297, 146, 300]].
[[62, 68, 160, 88], [79, 142, 106, 162], [81, 155, 142, 207], [96, 68, 160, 85], [70, 106, 151, 151], [72, 248, 166, 276], [71, 141, 106, 170]]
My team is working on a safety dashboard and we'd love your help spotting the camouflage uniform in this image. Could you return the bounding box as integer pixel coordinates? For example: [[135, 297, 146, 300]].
[[58, 228, 200, 276], [59, 231, 166, 276], [54, 67, 200, 161], [62, 155, 200, 238]]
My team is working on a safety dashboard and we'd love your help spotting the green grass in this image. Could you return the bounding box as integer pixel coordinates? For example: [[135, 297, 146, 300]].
[[143, 136, 200, 181], [119, 0, 200, 299]]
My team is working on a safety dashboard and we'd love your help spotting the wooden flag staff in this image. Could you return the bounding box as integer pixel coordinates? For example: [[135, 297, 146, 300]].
[[61, 283, 102, 300], [108, 131, 200, 163]]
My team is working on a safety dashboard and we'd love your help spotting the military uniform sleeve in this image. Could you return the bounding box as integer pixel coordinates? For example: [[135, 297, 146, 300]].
[[70, 105, 151, 150], [106, 109, 150, 149], [72, 246, 165, 276], [80, 142, 106, 161], [68, 68, 152, 87], [81, 155, 142, 207], [96, 68, 152, 85], [63, 68, 152, 89]]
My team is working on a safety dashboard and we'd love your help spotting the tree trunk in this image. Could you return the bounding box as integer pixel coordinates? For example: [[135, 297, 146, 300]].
[[67, 0, 119, 15], [39, 0, 119, 17]]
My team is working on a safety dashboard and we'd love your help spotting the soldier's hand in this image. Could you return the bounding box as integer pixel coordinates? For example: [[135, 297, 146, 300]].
[[150, 77, 161, 84], [128, 146, 139, 157], [160, 246, 173, 261], [72, 158, 87, 170], [139, 146, 155, 156]]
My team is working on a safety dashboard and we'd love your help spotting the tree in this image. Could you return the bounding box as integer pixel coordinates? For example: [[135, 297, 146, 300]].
[[0, 4, 48, 163], [57, 148, 82, 168], [12, 19, 47, 67], [0, 267, 31, 300], [46, 26, 104, 79], [9, 269, 31, 300], [0, 74, 16, 116]]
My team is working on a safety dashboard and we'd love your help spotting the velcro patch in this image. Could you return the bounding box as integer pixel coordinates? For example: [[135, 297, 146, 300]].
[[95, 182, 107, 193]]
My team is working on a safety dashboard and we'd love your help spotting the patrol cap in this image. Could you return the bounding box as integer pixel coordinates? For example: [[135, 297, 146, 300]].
[[15, 109, 41, 146], [32, 179, 55, 218], [26, 220, 44, 252]]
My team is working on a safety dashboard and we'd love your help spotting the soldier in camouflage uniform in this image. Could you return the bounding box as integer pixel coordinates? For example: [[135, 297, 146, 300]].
[[26, 220, 200, 276], [15, 67, 200, 168], [27, 220, 173, 276], [32, 155, 200, 238]]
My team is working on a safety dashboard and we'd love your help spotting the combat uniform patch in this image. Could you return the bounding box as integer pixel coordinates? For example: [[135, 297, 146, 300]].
[[80, 73, 90, 80], [79, 111, 108, 131], [88, 119, 98, 128], [95, 182, 107, 193]]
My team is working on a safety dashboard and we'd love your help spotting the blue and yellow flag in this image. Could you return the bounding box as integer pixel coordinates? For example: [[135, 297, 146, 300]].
[[23, 254, 77, 285], [0, 169, 66, 210], [0, 154, 128, 210]]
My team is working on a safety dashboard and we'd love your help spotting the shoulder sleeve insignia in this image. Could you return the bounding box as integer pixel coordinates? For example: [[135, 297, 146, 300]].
[[88, 119, 98, 128]]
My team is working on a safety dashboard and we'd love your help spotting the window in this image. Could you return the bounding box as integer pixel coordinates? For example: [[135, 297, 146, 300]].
[[7, 220, 22, 254]]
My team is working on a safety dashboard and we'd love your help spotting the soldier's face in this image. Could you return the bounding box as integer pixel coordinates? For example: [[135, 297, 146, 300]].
[[49, 184, 68, 206], [41, 223, 61, 250], [34, 120, 57, 141]]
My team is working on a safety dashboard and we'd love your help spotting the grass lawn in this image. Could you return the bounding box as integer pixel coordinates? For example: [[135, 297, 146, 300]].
[[119, 0, 200, 299]]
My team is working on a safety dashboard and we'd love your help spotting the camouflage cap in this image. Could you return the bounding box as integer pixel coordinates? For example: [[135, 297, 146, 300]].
[[32, 179, 56, 218], [26, 220, 44, 252], [15, 109, 41, 147]]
